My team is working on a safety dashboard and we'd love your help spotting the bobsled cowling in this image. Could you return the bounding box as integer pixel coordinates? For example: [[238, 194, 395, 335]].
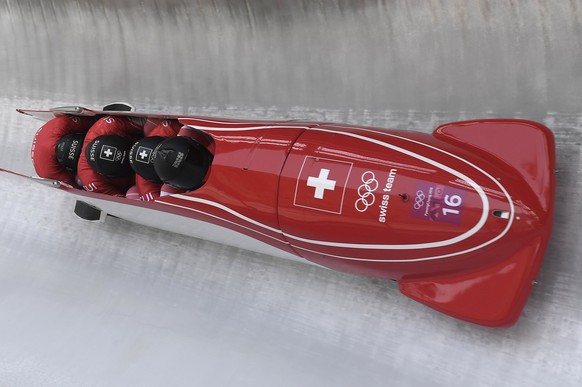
[[19, 107, 556, 327]]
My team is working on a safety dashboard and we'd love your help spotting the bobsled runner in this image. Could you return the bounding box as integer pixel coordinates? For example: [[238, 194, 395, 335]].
[[9, 104, 555, 327]]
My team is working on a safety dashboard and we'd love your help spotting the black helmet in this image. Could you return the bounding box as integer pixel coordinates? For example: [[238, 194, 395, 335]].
[[129, 136, 165, 183], [153, 136, 213, 190], [56, 133, 85, 172], [85, 135, 134, 178]]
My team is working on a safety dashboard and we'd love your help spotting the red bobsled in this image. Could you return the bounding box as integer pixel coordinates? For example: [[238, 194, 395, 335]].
[[13, 105, 556, 327]]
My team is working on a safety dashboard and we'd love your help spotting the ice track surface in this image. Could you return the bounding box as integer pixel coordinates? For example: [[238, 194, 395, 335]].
[[1, 1, 582, 386]]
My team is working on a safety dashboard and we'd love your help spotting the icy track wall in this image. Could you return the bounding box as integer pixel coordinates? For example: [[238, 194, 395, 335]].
[[0, 1, 582, 386], [1, 0, 581, 116]]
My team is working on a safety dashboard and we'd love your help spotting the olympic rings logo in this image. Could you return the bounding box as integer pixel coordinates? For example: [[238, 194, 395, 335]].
[[413, 190, 426, 210], [355, 171, 379, 212]]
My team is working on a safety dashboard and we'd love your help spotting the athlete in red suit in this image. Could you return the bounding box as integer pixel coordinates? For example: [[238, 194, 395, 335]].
[[77, 116, 143, 196], [31, 115, 97, 186], [129, 122, 215, 200], [131, 119, 181, 201], [32, 115, 212, 198]]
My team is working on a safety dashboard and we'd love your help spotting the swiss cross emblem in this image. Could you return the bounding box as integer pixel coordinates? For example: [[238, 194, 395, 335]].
[[136, 146, 153, 164], [307, 168, 336, 199], [294, 156, 352, 213], [100, 145, 117, 162]]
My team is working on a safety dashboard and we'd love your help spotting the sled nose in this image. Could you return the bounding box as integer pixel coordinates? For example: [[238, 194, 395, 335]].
[[434, 119, 556, 213]]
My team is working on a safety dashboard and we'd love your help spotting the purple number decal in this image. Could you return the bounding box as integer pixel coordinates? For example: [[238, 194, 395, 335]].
[[411, 183, 466, 225]]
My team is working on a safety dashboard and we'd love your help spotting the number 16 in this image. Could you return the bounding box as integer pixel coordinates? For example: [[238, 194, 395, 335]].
[[442, 194, 462, 216]]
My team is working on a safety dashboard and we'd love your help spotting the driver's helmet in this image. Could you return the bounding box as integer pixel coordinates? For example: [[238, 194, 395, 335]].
[[55, 133, 85, 172], [152, 136, 212, 190], [128, 136, 165, 183], [85, 135, 134, 178]]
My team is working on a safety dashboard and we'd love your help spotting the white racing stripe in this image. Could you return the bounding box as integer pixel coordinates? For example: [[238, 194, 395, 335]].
[[292, 239, 498, 262], [180, 117, 296, 126], [283, 128, 490, 249], [156, 198, 288, 244], [181, 123, 312, 132], [161, 123, 515, 261], [165, 196, 282, 234]]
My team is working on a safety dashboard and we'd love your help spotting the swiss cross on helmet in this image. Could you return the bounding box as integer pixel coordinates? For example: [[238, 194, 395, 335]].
[[129, 136, 165, 183], [86, 135, 135, 178]]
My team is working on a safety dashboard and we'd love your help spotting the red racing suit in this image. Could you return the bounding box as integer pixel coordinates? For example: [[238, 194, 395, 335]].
[[134, 122, 215, 200], [77, 116, 143, 196], [31, 115, 97, 186], [135, 119, 182, 201]]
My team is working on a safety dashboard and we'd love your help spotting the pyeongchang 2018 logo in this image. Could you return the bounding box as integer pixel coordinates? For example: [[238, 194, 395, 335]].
[[355, 171, 379, 212]]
